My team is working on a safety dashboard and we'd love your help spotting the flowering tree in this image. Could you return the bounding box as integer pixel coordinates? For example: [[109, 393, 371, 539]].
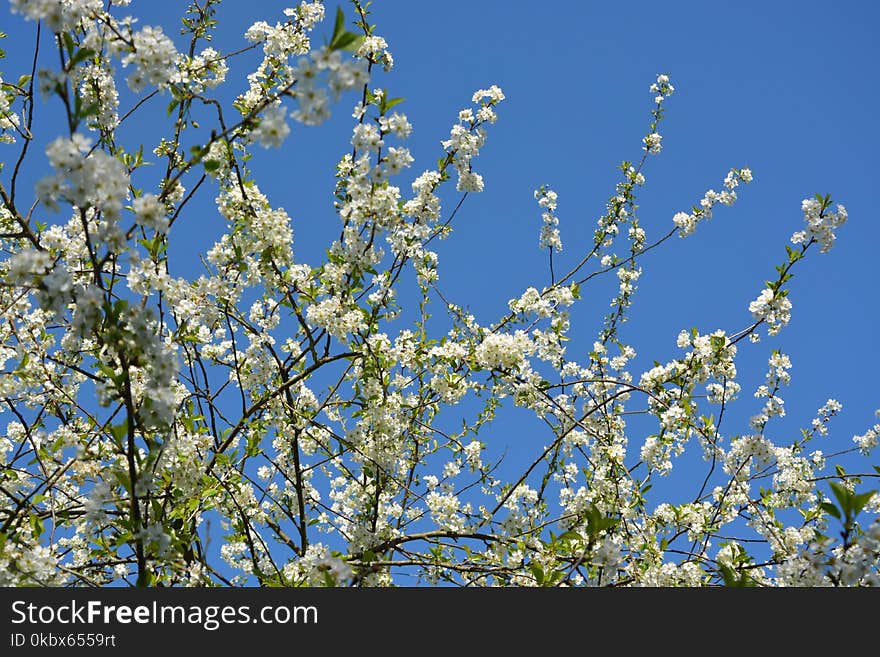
[[1, 0, 877, 587]]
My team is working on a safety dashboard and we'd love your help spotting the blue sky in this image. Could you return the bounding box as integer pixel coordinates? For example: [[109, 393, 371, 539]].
[[2, 0, 879, 578]]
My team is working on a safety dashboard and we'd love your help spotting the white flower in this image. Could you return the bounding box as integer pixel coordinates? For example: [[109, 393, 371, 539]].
[[643, 133, 662, 154], [0, 73, 21, 143], [253, 105, 291, 148], [463, 441, 483, 471], [472, 85, 505, 104], [38, 135, 129, 219], [674, 168, 752, 237], [641, 435, 672, 475], [853, 414, 880, 455], [306, 297, 364, 339], [748, 288, 792, 335], [379, 112, 412, 139], [649, 73, 674, 99], [73, 63, 120, 130], [293, 1, 325, 30], [352, 122, 383, 152], [383, 147, 413, 175], [356, 35, 393, 71], [795, 197, 847, 253], [10, 0, 102, 32], [426, 491, 464, 531], [536, 186, 563, 251], [133, 193, 168, 232], [456, 169, 483, 193], [474, 331, 534, 371], [122, 26, 179, 92], [174, 47, 228, 93]]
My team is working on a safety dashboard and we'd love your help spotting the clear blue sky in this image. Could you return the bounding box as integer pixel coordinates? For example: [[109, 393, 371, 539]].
[[3, 0, 878, 575]]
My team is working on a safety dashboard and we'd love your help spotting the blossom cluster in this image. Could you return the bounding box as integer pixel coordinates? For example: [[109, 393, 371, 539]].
[[792, 196, 847, 253], [36, 134, 129, 219], [673, 168, 753, 236], [535, 185, 562, 251], [239, 3, 369, 132], [748, 287, 792, 335], [854, 411, 880, 455], [10, 0, 103, 32], [173, 47, 229, 94], [121, 26, 179, 92], [0, 72, 21, 143], [642, 73, 674, 154], [441, 85, 505, 193]]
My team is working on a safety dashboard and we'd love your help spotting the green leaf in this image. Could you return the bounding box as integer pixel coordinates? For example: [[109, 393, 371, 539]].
[[332, 6, 345, 41], [245, 432, 262, 457], [331, 31, 362, 51], [556, 530, 581, 544], [112, 531, 133, 549], [70, 47, 95, 67], [829, 481, 851, 516], [819, 501, 841, 519], [527, 562, 544, 585], [62, 32, 76, 57], [852, 490, 877, 516], [30, 515, 44, 538], [109, 421, 128, 444], [718, 563, 738, 587], [381, 96, 405, 114]]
